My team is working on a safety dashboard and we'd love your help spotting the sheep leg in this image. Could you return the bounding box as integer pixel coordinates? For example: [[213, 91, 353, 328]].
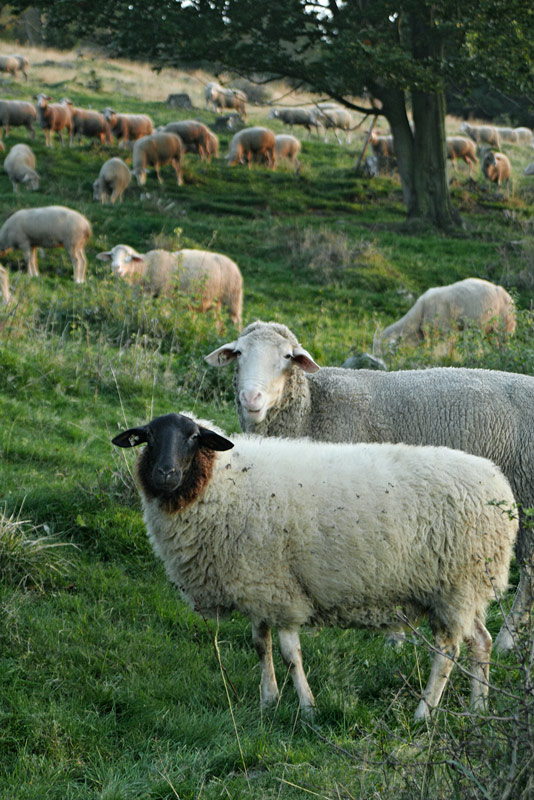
[[0, 265, 10, 303], [414, 634, 459, 720], [155, 163, 163, 184], [26, 246, 39, 277], [252, 622, 279, 706], [70, 246, 87, 283], [495, 561, 534, 652], [172, 158, 183, 186], [466, 617, 491, 712], [278, 628, 315, 715]]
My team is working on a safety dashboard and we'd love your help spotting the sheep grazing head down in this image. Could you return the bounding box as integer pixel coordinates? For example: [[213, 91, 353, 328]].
[[112, 413, 233, 504]]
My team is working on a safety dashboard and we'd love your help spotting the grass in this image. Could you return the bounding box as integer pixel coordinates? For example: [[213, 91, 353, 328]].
[[0, 40, 533, 799]]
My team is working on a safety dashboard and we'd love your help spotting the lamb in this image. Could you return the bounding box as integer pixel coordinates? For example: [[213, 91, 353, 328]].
[[11, 54, 29, 80], [102, 107, 154, 147], [204, 82, 247, 120], [0, 99, 36, 138], [93, 157, 131, 204], [459, 121, 501, 149], [97, 244, 243, 327], [482, 150, 511, 186], [3, 143, 39, 192], [268, 107, 320, 136], [446, 136, 479, 175], [373, 278, 516, 354], [132, 132, 184, 186], [112, 411, 517, 719], [35, 93, 72, 147], [61, 100, 112, 145], [204, 319, 534, 652], [274, 134, 301, 169], [226, 126, 277, 169], [163, 121, 219, 162], [0, 55, 21, 79], [0, 205, 91, 282]]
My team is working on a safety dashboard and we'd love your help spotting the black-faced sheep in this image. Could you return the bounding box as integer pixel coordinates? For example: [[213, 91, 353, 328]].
[[4, 143, 39, 193], [93, 157, 131, 204], [35, 93, 72, 148], [482, 150, 512, 186], [113, 411, 517, 719], [163, 121, 219, 162], [205, 319, 534, 651], [0, 205, 91, 282], [226, 127, 276, 169], [102, 108, 154, 147], [132, 132, 184, 186], [446, 137, 479, 175]]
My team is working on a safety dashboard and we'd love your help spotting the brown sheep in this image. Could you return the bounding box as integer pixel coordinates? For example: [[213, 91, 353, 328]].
[[102, 108, 154, 147], [446, 136, 479, 175], [0, 55, 21, 79], [35, 93, 72, 147], [132, 132, 184, 186], [204, 82, 247, 120], [226, 127, 277, 169], [163, 120, 219, 162], [61, 100, 112, 145], [482, 150, 511, 186]]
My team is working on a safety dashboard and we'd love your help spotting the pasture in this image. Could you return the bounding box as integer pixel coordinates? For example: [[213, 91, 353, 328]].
[[1, 43, 534, 800]]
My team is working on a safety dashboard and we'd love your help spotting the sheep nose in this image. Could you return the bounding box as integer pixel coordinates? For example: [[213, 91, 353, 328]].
[[240, 389, 264, 412], [156, 466, 177, 484]]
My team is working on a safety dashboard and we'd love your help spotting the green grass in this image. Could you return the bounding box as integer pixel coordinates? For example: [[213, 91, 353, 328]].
[[0, 47, 533, 799]]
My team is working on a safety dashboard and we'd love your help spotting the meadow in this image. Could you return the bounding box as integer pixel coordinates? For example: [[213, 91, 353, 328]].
[[0, 43, 534, 799]]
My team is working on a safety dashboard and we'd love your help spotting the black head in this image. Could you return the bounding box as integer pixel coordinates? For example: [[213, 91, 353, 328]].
[[112, 413, 233, 497]]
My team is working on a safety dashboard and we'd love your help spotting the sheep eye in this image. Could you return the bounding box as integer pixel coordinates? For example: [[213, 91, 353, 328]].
[[233, 349, 241, 357], [284, 353, 293, 360]]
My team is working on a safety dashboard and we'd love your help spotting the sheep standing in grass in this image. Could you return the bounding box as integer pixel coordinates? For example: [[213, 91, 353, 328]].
[[132, 132, 184, 186], [93, 157, 131, 204], [11, 54, 29, 80], [4, 143, 39, 192], [373, 278, 516, 354], [274, 134, 301, 170], [0, 100, 36, 138], [514, 126, 533, 145], [103, 107, 154, 147], [460, 121, 501, 149], [482, 150, 511, 186], [268, 107, 320, 136], [163, 121, 219, 162], [0, 55, 21, 79], [226, 127, 276, 168], [97, 244, 243, 327], [35, 93, 72, 147], [61, 100, 112, 145], [314, 105, 352, 143], [205, 319, 534, 651], [205, 82, 247, 120], [112, 411, 517, 719], [0, 205, 91, 282], [446, 137, 479, 175]]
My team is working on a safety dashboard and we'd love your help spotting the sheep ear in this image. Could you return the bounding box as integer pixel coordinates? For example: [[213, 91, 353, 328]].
[[292, 346, 320, 373], [97, 251, 112, 262], [130, 255, 144, 262], [204, 342, 239, 366], [198, 426, 234, 452], [111, 427, 148, 448]]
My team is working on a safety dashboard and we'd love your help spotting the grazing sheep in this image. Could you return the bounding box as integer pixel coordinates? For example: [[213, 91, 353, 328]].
[[514, 126, 533, 145], [97, 245, 243, 327], [102, 107, 154, 147], [268, 107, 320, 136], [4, 143, 39, 192], [314, 105, 352, 143], [163, 120, 219, 162], [0, 55, 21, 79], [61, 100, 112, 145], [482, 150, 511, 186], [496, 127, 519, 144], [11, 54, 29, 80], [0, 264, 9, 303], [112, 411, 517, 719], [35, 93, 72, 147], [93, 157, 131, 204], [205, 82, 247, 119], [274, 134, 301, 169], [132, 132, 183, 186], [446, 137, 479, 175], [205, 319, 534, 651], [0, 99, 36, 138], [373, 278, 516, 353], [226, 126, 276, 169], [0, 205, 91, 282], [460, 121, 501, 149]]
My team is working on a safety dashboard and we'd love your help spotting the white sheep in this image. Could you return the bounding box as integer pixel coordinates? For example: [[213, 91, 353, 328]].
[[97, 244, 243, 327], [268, 107, 320, 136], [446, 137, 479, 175], [163, 121, 219, 162], [226, 127, 277, 169], [204, 82, 247, 119], [274, 134, 301, 169], [61, 100, 112, 145], [373, 278, 516, 354], [460, 121, 501, 149], [0, 99, 37, 138], [482, 150, 511, 186], [102, 108, 154, 147], [514, 126, 533, 145], [93, 157, 131, 204], [314, 104, 353, 143], [35, 93, 72, 147], [3, 143, 39, 193], [204, 319, 534, 651], [495, 127, 519, 144], [0, 205, 91, 282], [112, 411, 517, 719], [132, 132, 184, 187], [0, 55, 21, 79]]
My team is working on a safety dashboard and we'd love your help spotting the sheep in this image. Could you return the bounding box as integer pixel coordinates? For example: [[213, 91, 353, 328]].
[[314, 105, 353, 143], [204, 82, 247, 119], [11, 54, 29, 80], [495, 126, 519, 144], [102, 107, 154, 147], [226, 126, 277, 169], [35, 93, 72, 147], [204, 319, 534, 652], [481, 150, 511, 186], [132, 132, 184, 187], [268, 107, 320, 137], [163, 120, 219, 162], [373, 278, 516, 354], [0, 99, 37, 138], [112, 411, 517, 719], [92, 157, 131, 204], [97, 245, 243, 327], [459, 121, 501, 149], [446, 136, 479, 175], [370, 131, 396, 172], [0, 205, 91, 282], [0, 55, 21, 79], [274, 134, 301, 169], [514, 126, 533, 145], [0, 264, 9, 303], [3, 143, 39, 193], [61, 100, 112, 145]]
